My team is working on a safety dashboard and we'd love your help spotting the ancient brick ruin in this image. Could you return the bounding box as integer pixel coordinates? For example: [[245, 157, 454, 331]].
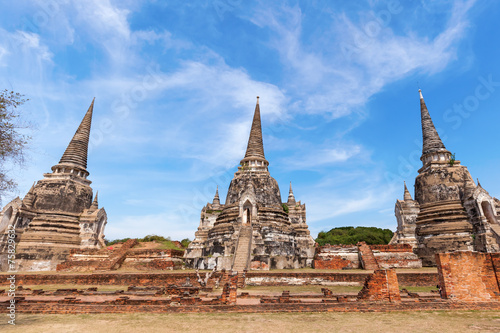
[[436, 251, 500, 301], [56, 240, 185, 272], [0, 99, 107, 271], [3, 266, 500, 314], [313, 243, 422, 270], [185, 97, 315, 270], [357, 269, 401, 302], [390, 90, 500, 265]]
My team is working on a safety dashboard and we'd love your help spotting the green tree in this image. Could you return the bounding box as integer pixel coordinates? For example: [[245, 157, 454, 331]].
[[180, 238, 191, 248], [315, 226, 393, 246], [0, 90, 30, 195]]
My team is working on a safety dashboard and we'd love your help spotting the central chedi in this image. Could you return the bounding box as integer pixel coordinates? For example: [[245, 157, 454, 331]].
[[185, 97, 315, 270]]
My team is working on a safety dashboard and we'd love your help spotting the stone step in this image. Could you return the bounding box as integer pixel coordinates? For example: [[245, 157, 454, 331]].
[[357, 242, 379, 270], [490, 224, 500, 240], [232, 226, 253, 272]]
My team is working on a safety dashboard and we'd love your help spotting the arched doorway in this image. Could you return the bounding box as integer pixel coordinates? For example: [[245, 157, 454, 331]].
[[481, 201, 498, 225], [242, 200, 252, 225]]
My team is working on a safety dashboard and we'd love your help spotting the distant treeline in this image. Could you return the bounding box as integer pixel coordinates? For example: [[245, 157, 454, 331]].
[[315, 226, 393, 246]]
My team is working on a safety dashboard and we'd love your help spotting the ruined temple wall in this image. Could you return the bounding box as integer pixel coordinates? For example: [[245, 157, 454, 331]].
[[414, 164, 471, 205], [313, 244, 422, 270], [436, 251, 500, 301], [414, 164, 475, 266], [313, 245, 360, 269], [32, 178, 93, 214]]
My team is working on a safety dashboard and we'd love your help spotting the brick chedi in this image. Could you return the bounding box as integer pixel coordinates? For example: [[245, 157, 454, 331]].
[[392, 90, 500, 266], [185, 97, 315, 270], [0, 99, 107, 271]]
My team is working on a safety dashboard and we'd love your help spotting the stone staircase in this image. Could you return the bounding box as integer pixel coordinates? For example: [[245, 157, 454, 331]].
[[232, 225, 253, 272], [95, 239, 138, 271], [357, 241, 379, 270], [490, 224, 500, 244]]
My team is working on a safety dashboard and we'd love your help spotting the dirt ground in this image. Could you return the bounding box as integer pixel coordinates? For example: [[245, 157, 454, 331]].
[[1, 311, 500, 333]]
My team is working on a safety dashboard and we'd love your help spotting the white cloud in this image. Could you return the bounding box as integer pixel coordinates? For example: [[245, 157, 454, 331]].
[[248, 0, 476, 117], [281, 144, 362, 170]]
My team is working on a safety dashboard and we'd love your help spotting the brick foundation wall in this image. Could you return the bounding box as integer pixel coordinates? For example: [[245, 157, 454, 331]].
[[0, 271, 439, 287], [374, 253, 422, 269], [313, 244, 421, 270], [4, 298, 500, 314], [436, 251, 500, 301], [357, 269, 401, 302], [369, 244, 413, 252], [133, 259, 180, 270], [313, 257, 351, 269]]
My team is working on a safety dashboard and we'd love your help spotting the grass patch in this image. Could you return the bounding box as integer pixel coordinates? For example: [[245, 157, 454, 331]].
[[243, 285, 362, 294], [401, 286, 439, 293]]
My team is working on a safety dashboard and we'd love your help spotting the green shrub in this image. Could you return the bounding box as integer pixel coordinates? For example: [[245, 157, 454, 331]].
[[315, 226, 393, 246], [282, 203, 289, 213]]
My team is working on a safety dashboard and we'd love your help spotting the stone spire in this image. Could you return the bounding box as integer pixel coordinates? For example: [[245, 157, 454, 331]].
[[244, 96, 265, 159], [477, 178, 482, 188], [89, 191, 99, 212], [288, 181, 296, 205], [23, 182, 36, 208], [213, 186, 220, 206], [403, 181, 412, 201], [419, 90, 451, 166], [55, 98, 94, 174], [239, 97, 269, 172]]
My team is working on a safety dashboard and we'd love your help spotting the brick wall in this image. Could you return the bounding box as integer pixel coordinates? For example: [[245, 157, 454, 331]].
[[357, 269, 401, 302], [5, 298, 500, 314], [357, 242, 379, 270], [313, 245, 360, 269], [313, 244, 421, 270], [313, 257, 351, 270], [133, 259, 179, 270], [374, 253, 422, 269], [369, 244, 413, 252], [436, 251, 500, 301], [0, 271, 439, 287]]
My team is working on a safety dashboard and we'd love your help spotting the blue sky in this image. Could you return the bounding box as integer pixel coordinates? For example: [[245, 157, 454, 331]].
[[1, 0, 500, 241]]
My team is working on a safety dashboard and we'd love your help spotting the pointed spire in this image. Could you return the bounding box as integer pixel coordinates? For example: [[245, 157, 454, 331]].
[[213, 185, 220, 206], [419, 90, 449, 157], [403, 181, 412, 201], [243, 96, 266, 160], [23, 181, 36, 208], [58, 98, 94, 171], [477, 178, 482, 188], [89, 191, 99, 211], [288, 181, 296, 204]]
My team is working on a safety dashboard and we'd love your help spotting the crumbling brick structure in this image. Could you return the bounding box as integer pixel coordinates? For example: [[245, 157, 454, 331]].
[[313, 243, 421, 270], [357, 269, 401, 302], [436, 251, 500, 301]]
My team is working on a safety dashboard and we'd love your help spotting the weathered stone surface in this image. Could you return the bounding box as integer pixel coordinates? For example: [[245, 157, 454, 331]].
[[357, 269, 401, 302], [436, 251, 500, 301], [390, 183, 419, 247], [185, 98, 315, 270], [0, 100, 107, 271], [392, 90, 500, 266]]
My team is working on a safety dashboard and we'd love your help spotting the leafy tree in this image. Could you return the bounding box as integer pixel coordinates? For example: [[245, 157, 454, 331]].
[[315, 226, 393, 246], [180, 238, 191, 248], [0, 90, 30, 196]]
